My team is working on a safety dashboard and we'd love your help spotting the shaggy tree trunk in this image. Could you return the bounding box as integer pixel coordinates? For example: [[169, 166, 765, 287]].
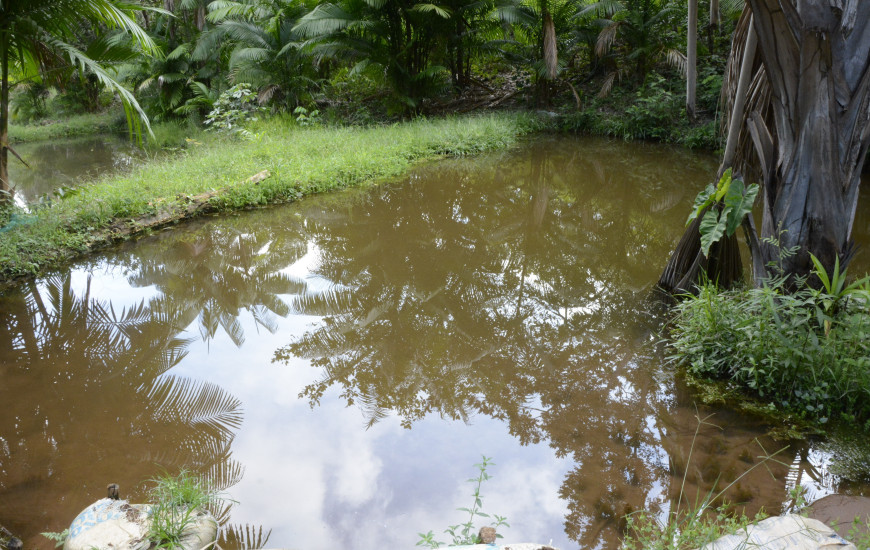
[[687, 0, 697, 119], [747, 0, 870, 280], [660, 2, 870, 292]]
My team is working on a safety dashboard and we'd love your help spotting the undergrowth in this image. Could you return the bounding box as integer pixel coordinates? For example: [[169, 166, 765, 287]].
[[558, 73, 721, 150], [669, 268, 870, 432]]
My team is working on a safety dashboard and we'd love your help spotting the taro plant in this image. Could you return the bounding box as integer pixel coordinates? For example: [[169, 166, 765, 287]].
[[416, 456, 509, 548], [686, 168, 759, 258], [204, 83, 262, 132]]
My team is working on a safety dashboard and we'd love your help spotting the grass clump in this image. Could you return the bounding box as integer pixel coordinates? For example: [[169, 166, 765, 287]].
[[669, 269, 870, 431], [147, 469, 221, 549], [0, 112, 542, 282]]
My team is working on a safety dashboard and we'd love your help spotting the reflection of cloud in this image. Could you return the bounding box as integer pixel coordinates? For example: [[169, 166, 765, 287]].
[[164, 311, 574, 550]]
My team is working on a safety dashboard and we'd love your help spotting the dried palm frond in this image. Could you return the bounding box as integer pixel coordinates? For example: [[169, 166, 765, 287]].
[[666, 49, 687, 78]]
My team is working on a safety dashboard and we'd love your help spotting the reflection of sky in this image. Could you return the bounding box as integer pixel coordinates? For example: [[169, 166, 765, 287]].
[[138, 276, 576, 550]]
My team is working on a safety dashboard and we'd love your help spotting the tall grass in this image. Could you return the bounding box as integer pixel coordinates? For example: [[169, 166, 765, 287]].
[[669, 277, 870, 430], [0, 113, 544, 281]]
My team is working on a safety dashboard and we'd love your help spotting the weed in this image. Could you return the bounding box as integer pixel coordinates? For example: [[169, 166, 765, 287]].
[[146, 469, 222, 549], [848, 517, 870, 550], [416, 456, 509, 548], [669, 269, 870, 431], [40, 528, 69, 548]]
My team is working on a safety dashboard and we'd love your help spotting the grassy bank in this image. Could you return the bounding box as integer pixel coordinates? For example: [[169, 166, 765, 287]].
[[8, 111, 124, 143], [0, 113, 544, 282]]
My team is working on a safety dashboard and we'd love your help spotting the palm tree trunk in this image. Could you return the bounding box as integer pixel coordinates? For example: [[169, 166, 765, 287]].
[[686, 0, 697, 120], [0, 28, 10, 204], [746, 0, 870, 281]]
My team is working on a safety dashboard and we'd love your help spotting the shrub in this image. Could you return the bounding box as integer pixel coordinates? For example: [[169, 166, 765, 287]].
[[669, 274, 870, 430]]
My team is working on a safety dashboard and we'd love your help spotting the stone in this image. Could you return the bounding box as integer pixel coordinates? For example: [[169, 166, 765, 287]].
[[478, 527, 497, 544]]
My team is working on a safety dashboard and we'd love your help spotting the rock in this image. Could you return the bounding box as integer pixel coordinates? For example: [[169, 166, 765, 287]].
[[700, 514, 855, 550], [478, 527, 497, 544], [807, 494, 870, 541]]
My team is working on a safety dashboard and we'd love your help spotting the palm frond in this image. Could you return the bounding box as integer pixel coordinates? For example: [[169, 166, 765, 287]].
[[143, 375, 244, 434], [293, 4, 357, 38], [411, 3, 452, 18]]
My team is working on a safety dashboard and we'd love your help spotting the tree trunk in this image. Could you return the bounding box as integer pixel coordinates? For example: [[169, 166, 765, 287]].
[[686, 0, 697, 119], [746, 0, 870, 281], [0, 28, 10, 204], [710, 0, 720, 28]]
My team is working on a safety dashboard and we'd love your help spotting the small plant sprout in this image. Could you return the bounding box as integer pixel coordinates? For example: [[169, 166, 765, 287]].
[[416, 456, 509, 548], [40, 529, 69, 548]]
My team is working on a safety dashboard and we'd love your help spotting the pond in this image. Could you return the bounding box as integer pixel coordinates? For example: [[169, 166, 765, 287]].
[[7, 134, 144, 205], [1, 136, 869, 550]]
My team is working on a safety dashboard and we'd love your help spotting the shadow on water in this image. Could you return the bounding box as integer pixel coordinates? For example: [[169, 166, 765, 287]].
[[1, 136, 868, 549]]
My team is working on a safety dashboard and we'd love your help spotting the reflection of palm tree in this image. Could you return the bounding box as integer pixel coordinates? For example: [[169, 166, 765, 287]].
[[0, 272, 243, 532], [127, 223, 306, 347]]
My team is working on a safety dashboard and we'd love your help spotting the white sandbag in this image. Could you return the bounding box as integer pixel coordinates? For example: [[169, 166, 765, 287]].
[[64, 498, 218, 550], [700, 514, 856, 550], [64, 498, 152, 550]]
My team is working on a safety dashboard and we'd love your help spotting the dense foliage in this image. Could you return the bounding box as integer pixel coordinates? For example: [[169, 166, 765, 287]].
[[6, 0, 740, 132], [669, 274, 870, 431]]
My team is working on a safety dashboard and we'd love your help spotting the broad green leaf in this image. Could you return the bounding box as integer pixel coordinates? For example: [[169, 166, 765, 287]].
[[699, 208, 727, 258], [723, 180, 758, 236], [686, 183, 716, 225], [714, 167, 733, 201]]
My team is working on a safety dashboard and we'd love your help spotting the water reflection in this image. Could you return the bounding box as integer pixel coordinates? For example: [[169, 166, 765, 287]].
[[1, 137, 867, 549], [0, 273, 244, 543], [274, 138, 799, 546], [8, 135, 143, 204]]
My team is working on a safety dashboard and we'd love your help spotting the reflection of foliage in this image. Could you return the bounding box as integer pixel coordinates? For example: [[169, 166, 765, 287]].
[[0, 272, 243, 533], [126, 221, 306, 347], [274, 138, 744, 546]]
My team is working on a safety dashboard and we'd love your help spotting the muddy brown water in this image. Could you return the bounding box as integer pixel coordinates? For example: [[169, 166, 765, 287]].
[[1, 136, 869, 549], [7, 135, 143, 205]]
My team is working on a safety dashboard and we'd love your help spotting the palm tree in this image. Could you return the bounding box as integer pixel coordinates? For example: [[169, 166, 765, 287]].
[[0, 0, 161, 203]]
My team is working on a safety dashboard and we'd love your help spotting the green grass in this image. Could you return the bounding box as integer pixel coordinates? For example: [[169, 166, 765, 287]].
[[147, 469, 221, 549], [0, 113, 545, 281], [8, 110, 126, 143]]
